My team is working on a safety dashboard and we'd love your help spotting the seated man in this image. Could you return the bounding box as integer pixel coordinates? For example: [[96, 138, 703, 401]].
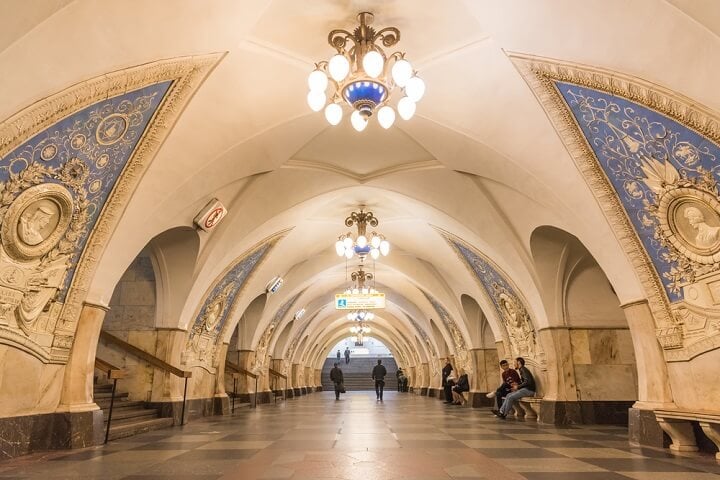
[[396, 367, 405, 392], [495, 357, 536, 419], [451, 368, 469, 405], [487, 359, 521, 410]]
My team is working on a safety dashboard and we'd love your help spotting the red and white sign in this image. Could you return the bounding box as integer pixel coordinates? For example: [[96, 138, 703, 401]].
[[194, 199, 227, 232]]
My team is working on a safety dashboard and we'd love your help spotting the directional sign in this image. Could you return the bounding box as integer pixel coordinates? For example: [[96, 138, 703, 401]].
[[335, 293, 385, 310]]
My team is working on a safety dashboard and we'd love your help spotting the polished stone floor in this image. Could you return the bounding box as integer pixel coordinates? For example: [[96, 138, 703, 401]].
[[1, 391, 719, 479]]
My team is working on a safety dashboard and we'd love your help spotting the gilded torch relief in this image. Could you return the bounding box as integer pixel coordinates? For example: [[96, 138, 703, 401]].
[[440, 230, 543, 365], [0, 80, 172, 362], [182, 240, 278, 370], [511, 54, 720, 360]]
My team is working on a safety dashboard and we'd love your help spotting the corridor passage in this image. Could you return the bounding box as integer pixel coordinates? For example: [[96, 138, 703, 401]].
[[1, 393, 718, 480]]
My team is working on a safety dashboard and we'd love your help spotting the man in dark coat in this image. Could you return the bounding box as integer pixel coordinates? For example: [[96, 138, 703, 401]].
[[442, 358, 454, 403], [330, 362, 344, 400], [344, 347, 351, 364], [496, 357, 536, 418], [372, 359, 387, 401]]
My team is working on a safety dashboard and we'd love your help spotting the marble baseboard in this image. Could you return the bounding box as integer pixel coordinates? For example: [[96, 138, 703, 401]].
[[0, 410, 103, 460], [420, 387, 428, 396], [538, 400, 635, 425], [286, 388, 294, 398], [315, 386, 323, 392], [468, 392, 495, 408], [428, 388, 439, 398], [629, 407, 670, 448], [300, 387, 308, 395], [293, 388, 302, 396]]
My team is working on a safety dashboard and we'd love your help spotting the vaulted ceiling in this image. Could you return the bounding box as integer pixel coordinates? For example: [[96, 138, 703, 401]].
[[2, 0, 719, 365]]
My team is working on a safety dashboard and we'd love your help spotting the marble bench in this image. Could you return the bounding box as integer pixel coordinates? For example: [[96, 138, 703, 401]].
[[516, 397, 543, 421], [654, 409, 720, 459]]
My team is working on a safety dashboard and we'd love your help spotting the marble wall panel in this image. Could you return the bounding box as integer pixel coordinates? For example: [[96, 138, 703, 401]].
[[575, 364, 638, 400], [0, 346, 64, 417]]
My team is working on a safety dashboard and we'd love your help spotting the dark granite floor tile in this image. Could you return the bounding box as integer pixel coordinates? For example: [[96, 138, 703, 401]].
[[48, 449, 111, 461], [397, 440, 467, 449], [130, 442, 210, 451], [521, 473, 631, 480], [474, 448, 565, 458], [120, 475, 222, 480], [450, 433, 513, 440], [524, 440, 601, 448], [177, 450, 259, 461], [578, 457, 702, 472]]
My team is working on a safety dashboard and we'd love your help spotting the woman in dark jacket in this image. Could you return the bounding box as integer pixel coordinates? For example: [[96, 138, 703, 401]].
[[451, 368, 469, 405]]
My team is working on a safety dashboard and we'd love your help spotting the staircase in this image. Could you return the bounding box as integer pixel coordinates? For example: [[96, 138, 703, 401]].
[[321, 357, 398, 391], [94, 383, 174, 441]]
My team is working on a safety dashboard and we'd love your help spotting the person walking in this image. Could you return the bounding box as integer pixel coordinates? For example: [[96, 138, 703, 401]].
[[330, 362, 345, 401], [372, 359, 387, 401], [336, 350, 341, 361], [344, 347, 351, 364]]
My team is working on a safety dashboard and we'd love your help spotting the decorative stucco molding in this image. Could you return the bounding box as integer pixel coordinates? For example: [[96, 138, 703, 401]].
[[510, 53, 720, 361], [0, 54, 224, 363]]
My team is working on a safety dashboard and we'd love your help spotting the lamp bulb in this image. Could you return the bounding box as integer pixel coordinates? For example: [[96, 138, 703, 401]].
[[308, 69, 328, 91], [362, 50, 384, 78], [377, 106, 396, 129], [324, 103, 343, 125], [307, 90, 326, 112], [391, 59, 413, 87], [405, 76, 426, 102], [350, 110, 368, 132], [398, 96, 416, 120], [328, 54, 350, 82]]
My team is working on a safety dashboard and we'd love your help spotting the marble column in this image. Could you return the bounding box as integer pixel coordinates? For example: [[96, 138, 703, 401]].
[[468, 348, 498, 407], [55, 302, 107, 447], [622, 299, 674, 447], [537, 327, 581, 424]]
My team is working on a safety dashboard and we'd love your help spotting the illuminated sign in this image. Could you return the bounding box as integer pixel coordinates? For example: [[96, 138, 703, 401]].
[[335, 293, 385, 310]]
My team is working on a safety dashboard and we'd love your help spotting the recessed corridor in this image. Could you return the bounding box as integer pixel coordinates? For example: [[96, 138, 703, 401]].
[[2, 392, 718, 480]]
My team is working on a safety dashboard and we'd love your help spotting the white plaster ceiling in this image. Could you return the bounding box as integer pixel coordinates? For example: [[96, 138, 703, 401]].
[[2, 0, 720, 359]]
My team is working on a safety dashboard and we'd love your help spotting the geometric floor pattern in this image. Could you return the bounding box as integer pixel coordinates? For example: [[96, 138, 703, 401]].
[[1, 391, 718, 479]]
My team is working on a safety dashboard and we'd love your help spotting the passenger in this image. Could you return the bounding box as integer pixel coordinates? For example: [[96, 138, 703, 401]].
[[372, 359, 387, 401], [495, 357, 536, 419], [336, 349, 341, 361], [442, 358, 454, 404], [344, 347, 351, 364], [451, 368, 469, 405], [396, 367, 404, 392], [487, 359, 521, 411], [330, 362, 344, 401]]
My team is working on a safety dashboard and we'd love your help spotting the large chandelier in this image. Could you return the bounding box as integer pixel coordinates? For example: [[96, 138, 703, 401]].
[[334, 209, 390, 260], [346, 310, 375, 321], [343, 264, 378, 295], [306, 12, 425, 131]]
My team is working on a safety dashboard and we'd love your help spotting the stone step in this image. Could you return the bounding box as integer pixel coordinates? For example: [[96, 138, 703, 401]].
[[107, 417, 174, 441], [94, 391, 129, 401], [104, 407, 160, 423], [95, 399, 146, 410]]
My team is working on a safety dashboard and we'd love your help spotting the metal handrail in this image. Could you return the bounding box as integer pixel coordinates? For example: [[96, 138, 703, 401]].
[[99, 331, 192, 425], [225, 361, 258, 411], [94, 357, 125, 444], [268, 368, 287, 403]]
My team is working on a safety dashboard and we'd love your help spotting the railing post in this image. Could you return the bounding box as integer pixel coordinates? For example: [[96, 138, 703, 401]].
[[181, 377, 188, 426], [254, 376, 258, 408], [104, 377, 118, 444], [232, 377, 237, 414]]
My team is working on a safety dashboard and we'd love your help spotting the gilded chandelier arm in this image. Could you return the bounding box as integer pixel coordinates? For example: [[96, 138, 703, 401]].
[[373, 27, 401, 48], [328, 29, 358, 52]]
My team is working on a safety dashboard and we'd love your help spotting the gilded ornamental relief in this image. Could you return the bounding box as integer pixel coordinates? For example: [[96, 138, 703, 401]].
[[511, 53, 720, 361], [0, 55, 222, 363]]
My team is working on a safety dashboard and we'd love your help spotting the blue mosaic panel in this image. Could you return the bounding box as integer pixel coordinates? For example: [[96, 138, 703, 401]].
[[191, 243, 272, 337], [449, 239, 521, 321], [0, 81, 173, 300], [555, 81, 720, 302]]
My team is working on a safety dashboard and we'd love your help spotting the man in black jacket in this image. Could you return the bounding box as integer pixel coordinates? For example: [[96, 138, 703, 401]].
[[442, 358, 454, 404], [497, 357, 536, 418], [451, 368, 469, 405], [330, 363, 344, 400], [372, 359, 387, 401]]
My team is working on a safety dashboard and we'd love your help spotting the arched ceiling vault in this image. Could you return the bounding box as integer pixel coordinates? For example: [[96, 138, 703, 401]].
[[3, 0, 719, 366]]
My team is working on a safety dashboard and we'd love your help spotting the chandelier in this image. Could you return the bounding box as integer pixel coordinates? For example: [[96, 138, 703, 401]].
[[343, 264, 378, 295], [335, 209, 390, 260], [306, 12, 425, 131]]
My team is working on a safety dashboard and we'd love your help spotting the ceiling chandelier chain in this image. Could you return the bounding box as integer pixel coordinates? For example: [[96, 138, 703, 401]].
[[307, 12, 425, 131]]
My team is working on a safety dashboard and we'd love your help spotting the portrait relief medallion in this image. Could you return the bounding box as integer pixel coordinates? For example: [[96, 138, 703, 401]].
[[1, 184, 74, 260], [659, 187, 720, 264]]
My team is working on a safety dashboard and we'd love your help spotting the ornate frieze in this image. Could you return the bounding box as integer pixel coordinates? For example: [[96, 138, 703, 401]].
[[421, 291, 472, 373], [252, 292, 301, 372], [511, 53, 720, 360], [182, 232, 286, 370], [439, 230, 543, 363], [0, 54, 222, 363]]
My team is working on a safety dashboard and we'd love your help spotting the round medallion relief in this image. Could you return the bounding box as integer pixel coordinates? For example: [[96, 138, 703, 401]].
[[1, 184, 74, 260], [659, 187, 720, 264], [96, 113, 128, 145]]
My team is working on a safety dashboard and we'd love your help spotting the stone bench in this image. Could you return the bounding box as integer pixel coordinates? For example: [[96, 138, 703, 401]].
[[516, 396, 543, 421], [655, 409, 720, 459]]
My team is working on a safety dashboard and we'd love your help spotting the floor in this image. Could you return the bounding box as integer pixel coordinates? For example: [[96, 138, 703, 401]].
[[1, 391, 718, 480]]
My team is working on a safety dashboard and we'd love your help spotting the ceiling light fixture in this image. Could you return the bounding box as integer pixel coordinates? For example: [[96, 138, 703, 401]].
[[334, 209, 390, 261], [307, 12, 425, 131]]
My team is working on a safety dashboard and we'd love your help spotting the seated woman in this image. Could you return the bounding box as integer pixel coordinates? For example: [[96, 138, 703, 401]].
[[451, 368, 469, 405]]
